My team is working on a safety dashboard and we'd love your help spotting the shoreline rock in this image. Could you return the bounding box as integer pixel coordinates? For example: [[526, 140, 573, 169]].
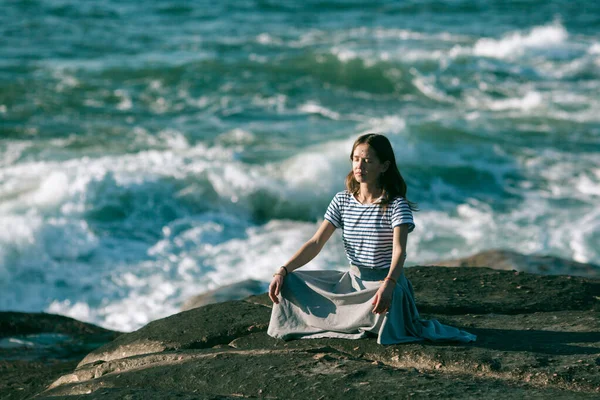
[[178, 248, 600, 314], [181, 278, 267, 312], [426, 248, 600, 278], [35, 265, 600, 399], [0, 313, 121, 400], [2, 249, 599, 399]]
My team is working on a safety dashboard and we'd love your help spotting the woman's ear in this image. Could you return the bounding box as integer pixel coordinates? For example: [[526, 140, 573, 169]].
[[382, 160, 390, 173]]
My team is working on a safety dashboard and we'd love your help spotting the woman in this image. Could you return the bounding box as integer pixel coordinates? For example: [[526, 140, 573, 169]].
[[267, 133, 476, 345]]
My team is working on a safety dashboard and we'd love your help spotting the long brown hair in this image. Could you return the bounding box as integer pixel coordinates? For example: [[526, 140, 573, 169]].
[[345, 133, 419, 212]]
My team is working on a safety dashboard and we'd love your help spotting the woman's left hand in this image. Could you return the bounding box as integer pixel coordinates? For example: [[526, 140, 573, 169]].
[[372, 281, 395, 314]]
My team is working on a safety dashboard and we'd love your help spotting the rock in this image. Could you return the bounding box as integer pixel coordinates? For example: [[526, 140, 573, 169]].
[[34, 266, 600, 399], [76, 300, 271, 366], [0, 312, 120, 339], [0, 312, 120, 400], [427, 249, 600, 278], [0, 312, 121, 364], [404, 266, 599, 315], [181, 279, 267, 311]]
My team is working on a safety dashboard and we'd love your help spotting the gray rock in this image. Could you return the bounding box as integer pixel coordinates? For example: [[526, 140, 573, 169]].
[[181, 279, 267, 311], [427, 248, 600, 277], [0, 312, 120, 400], [36, 266, 600, 399]]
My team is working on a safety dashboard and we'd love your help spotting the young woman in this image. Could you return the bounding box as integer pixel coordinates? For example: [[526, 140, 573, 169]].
[[267, 133, 476, 345]]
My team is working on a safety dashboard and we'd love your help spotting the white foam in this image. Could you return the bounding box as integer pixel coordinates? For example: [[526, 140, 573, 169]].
[[1, 129, 598, 331], [47, 300, 93, 327], [251, 93, 287, 113], [569, 208, 600, 264], [473, 22, 568, 59], [576, 172, 600, 196], [248, 53, 268, 63], [52, 69, 80, 92], [358, 115, 407, 136], [487, 91, 543, 111], [346, 27, 470, 43], [44, 217, 347, 331], [299, 102, 341, 120], [411, 72, 455, 103], [280, 151, 341, 195], [215, 128, 256, 146], [255, 33, 284, 46], [151, 96, 169, 114], [205, 220, 345, 280], [0, 214, 44, 276], [114, 89, 132, 111], [331, 46, 359, 62], [32, 171, 70, 207], [157, 129, 189, 150], [416, 206, 492, 263], [288, 27, 466, 50], [41, 218, 99, 261], [0, 141, 31, 167], [0, 337, 35, 348], [288, 29, 326, 48]]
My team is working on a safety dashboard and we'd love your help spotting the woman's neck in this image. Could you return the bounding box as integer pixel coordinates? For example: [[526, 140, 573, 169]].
[[357, 183, 383, 204]]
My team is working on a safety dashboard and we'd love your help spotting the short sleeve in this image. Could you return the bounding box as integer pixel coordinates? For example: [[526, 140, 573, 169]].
[[391, 197, 415, 233], [324, 192, 343, 229]]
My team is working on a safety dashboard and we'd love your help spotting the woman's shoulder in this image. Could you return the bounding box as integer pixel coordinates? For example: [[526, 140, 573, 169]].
[[390, 195, 409, 205], [333, 190, 351, 200], [329, 190, 353, 210], [389, 195, 412, 211]]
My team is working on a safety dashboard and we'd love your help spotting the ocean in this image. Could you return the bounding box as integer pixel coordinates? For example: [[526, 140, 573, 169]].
[[1, 0, 599, 332]]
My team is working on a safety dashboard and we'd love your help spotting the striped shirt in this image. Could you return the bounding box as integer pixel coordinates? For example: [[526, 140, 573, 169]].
[[324, 190, 415, 269]]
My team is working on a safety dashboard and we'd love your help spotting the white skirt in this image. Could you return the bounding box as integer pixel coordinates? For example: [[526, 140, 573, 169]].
[[267, 264, 477, 345]]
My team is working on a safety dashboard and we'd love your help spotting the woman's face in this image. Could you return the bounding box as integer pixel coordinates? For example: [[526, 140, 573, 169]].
[[351, 143, 389, 185]]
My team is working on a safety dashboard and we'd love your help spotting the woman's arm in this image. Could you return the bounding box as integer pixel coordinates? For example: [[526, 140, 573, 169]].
[[387, 224, 410, 281], [281, 220, 337, 273], [371, 223, 410, 313]]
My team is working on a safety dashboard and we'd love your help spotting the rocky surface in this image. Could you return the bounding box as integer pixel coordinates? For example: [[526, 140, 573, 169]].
[[0, 312, 121, 400], [427, 249, 600, 278], [30, 265, 600, 399], [181, 279, 267, 311]]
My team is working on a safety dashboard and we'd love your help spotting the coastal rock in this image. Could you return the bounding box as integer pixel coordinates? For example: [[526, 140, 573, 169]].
[[77, 300, 270, 366], [427, 249, 600, 278], [0, 312, 120, 341], [181, 278, 267, 311], [36, 266, 600, 399], [0, 313, 120, 400]]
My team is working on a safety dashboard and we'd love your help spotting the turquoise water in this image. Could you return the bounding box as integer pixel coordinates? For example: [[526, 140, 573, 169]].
[[1, 0, 599, 331]]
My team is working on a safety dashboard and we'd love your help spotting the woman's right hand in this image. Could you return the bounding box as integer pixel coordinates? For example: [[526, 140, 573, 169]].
[[269, 274, 284, 304]]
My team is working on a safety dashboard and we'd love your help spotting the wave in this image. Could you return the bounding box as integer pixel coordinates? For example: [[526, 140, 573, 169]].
[[2, 0, 600, 332], [473, 21, 568, 59], [1, 129, 599, 331], [6, 22, 598, 131], [484, 91, 544, 112], [298, 102, 342, 120]]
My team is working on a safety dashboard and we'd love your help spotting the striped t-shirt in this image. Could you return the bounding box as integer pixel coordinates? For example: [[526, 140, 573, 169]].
[[324, 190, 415, 269]]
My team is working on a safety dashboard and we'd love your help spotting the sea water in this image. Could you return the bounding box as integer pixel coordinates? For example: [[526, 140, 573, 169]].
[[1, 0, 599, 331]]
